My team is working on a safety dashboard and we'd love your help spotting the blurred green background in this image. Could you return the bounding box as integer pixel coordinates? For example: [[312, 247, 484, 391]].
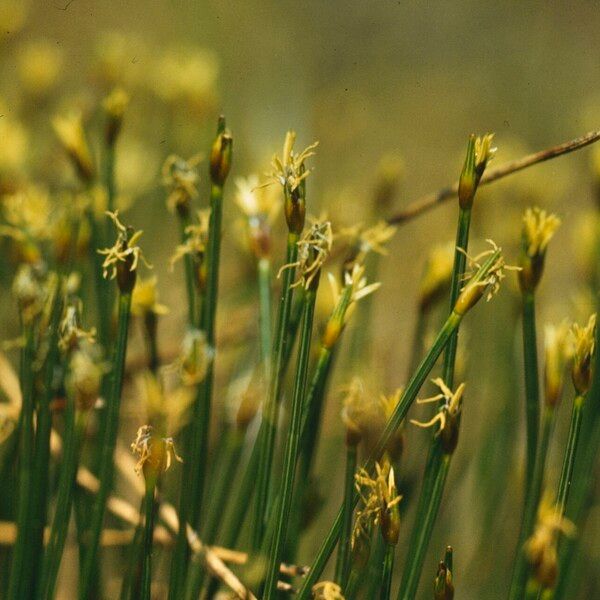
[[1, 1, 600, 598]]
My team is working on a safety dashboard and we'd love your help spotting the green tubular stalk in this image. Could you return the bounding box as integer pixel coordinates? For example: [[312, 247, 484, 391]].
[[202, 295, 304, 599], [183, 428, 245, 599], [140, 487, 157, 600], [380, 543, 396, 600], [253, 233, 299, 549], [171, 180, 225, 598], [40, 410, 89, 600], [522, 291, 540, 490], [296, 246, 501, 600], [363, 533, 386, 599], [509, 406, 555, 600], [296, 309, 465, 599], [397, 455, 451, 599], [258, 256, 273, 373], [120, 520, 145, 600], [7, 322, 36, 600], [30, 279, 64, 594], [79, 290, 133, 600], [555, 394, 585, 517], [334, 444, 357, 587], [178, 214, 198, 326], [263, 287, 317, 600], [397, 204, 472, 598]]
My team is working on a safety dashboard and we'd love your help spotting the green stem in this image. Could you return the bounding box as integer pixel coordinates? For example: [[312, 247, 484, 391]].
[[170, 182, 224, 598], [202, 294, 305, 599], [258, 256, 273, 374], [140, 486, 156, 600], [30, 280, 64, 594], [556, 394, 585, 517], [334, 444, 357, 587], [397, 454, 451, 599], [253, 233, 299, 550], [178, 214, 197, 326], [40, 411, 89, 600], [296, 309, 464, 600], [509, 406, 555, 600], [263, 288, 317, 600], [79, 291, 132, 600], [522, 291, 540, 491], [380, 543, 395, 600], [183, 429, 245, 598], [396, 205, 472, 598], [7, 322, 36, 600]]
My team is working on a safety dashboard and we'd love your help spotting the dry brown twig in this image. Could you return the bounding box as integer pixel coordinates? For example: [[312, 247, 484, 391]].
[[388, 129, 600, 225]]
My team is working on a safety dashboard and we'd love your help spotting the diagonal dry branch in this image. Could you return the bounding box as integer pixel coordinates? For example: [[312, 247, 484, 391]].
[[388, 129, 600, 225]]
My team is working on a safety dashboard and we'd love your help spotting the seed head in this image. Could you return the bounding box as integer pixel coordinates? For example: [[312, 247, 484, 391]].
[[324, 263, 381, 348], [174, 328, 214, 386], [130, 424, 183, 486], [525, 495, 575, 588], [103, 87, 129, 146], [162, 153, 202, 216], [312, 581, 345, 600], [52, 111, 95, 184], [434, 547, 455, 600], [458, 133, 496, 208], [12, 263, 47, 323], [235, 175, 280, 258], [519, 207, 561, 293], [544, 321, 572, 408], [340, 377, 366, 446], [571, 313, 596, 395], [98, 210, 151, 292], [279, 220, 332, 290], [66, 342, 109, 411], [59, 298, 97, 353], [419, 242, 455, 310], [209, 117, 233, 186], [454, 241, 516, 315], [353, 460, 402, 547], [131, 276, 169, 318], [410, 378, 466, 454]]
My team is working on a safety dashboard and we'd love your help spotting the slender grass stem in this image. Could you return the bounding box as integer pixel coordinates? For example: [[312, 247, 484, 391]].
[[80, 290, 133, 599], [178, 214, 198, 325], [380, 543, 395, 600], [30, 278, 64, 594], [522, 291, 540, 490], [334, 444, 357, 587], [296, 249, 500, 599], [556, 394, 585, 517], [263, 287, 317, 600], [7, 321, 36, 600], [396, 203, 472, 598], [140, 486, 157, 600], [296, 309, 464, 600], [258, 256, 273, 373], [253, 233, 299, 549], [397, 454, 451, 599], [509, 406, 555, 600], [40, 410, 89, 600], [171, 179, 226, 597]]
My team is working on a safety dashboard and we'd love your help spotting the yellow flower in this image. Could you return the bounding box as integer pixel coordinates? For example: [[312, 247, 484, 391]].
[[571, 313, 596, 394], [162, 154, 202, 214], [544, 321, 572, 407], [410, 378, 466, 453], [97, 210, 151, 281], [269, 130, 319, 192], [52, 111, 95, 183], [279, 220, 333, 290], [17, 39, 63, 95], [522, 207, 561, 259], [525, 495, 575, 588], [312, 581, 345, 600], [131, 276, 169, 317], [130, 425, 183, 480], [474, 133, 497, 172], [353, 460, 402, 547]]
